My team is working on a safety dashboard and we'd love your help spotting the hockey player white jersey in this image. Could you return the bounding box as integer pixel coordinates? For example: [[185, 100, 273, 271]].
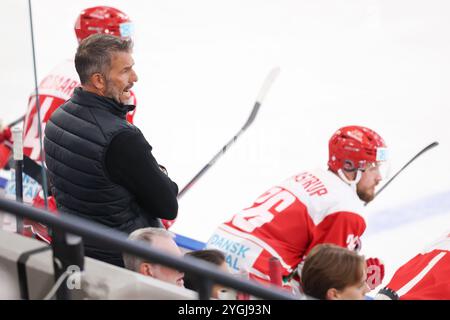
[[207, 168, 367, 285]]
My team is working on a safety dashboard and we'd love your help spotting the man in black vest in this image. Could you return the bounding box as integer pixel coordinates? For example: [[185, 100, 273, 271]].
[[44, 34, 179, 267]]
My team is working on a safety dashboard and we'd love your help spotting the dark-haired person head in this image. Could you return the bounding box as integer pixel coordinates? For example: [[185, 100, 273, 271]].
[[301, 244, 370, 300]]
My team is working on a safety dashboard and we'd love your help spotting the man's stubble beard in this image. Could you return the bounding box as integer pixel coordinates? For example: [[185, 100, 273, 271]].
[[357, 186, 375, 203], [104, 78, 121, 104]]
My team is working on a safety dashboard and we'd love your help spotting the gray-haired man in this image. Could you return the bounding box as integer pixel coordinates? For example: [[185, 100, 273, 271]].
[[45, 34, 178, 267], [123, 227, 184, 287]]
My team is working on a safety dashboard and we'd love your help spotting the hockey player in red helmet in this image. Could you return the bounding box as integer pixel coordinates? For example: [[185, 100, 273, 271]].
[[0, 6, 138, 241], [207, 125, 388, 297], [328, 126, 389, 203], [74, 6, 134, 43]]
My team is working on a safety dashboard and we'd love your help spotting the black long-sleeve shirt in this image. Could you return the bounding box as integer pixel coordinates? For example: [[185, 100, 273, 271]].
[[105, 130, 178, 220]]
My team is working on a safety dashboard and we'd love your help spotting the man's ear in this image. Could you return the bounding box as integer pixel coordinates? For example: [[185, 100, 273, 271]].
[[326, 288, 340, 300], [90, 73, 106, 91], [139, 262, 154, 277]]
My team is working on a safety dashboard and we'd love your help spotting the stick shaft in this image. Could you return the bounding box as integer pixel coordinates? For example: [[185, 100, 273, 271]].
[[177, 68, 280, 199], [372, 141, 439, 201]]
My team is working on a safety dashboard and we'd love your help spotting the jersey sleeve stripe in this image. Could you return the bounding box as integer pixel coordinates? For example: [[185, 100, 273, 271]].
[[396, 251, 447, 297]]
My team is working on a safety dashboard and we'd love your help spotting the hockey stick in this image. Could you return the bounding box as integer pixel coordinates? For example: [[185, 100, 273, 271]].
[[177, 67, 281, 199], [6, 153, 45, 187], [27, 0, 49, 206], [367, 141, 439, 204]]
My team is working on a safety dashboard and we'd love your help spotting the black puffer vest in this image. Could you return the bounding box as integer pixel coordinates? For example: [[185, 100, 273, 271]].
[[44, 88, 158, 266]]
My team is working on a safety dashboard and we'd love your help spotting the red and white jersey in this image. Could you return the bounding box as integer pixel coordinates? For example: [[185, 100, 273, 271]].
[[206, 168, 367, 284], [23, 59, 137, 161], [384, 232, 450, 300]]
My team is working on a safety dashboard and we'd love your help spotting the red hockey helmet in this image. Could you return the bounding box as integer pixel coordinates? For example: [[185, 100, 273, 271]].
[[328, 125, 388, 173], [74, 6, 134, 43]]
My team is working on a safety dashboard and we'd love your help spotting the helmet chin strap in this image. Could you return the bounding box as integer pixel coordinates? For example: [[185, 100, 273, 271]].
[[337, 168, 362, 193]]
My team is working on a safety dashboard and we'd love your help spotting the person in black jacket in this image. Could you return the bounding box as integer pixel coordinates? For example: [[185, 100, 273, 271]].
[[44, 33, 178, 267]]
